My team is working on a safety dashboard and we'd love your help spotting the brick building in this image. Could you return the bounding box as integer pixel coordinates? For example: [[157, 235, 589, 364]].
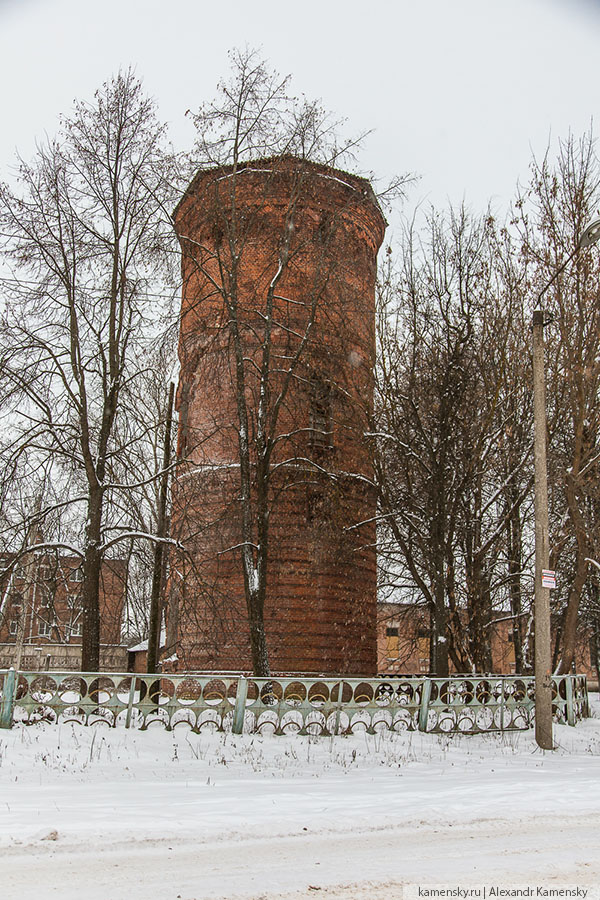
[[377, 601, 599, 685], [0, 553, 127, 671], [167, 156, 385, 675]]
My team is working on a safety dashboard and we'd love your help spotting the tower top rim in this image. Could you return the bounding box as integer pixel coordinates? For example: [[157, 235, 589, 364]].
[[174, 155, 386, 229]]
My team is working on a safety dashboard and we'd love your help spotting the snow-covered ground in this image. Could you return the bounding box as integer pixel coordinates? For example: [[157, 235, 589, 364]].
[[1, 700, 600, 900]]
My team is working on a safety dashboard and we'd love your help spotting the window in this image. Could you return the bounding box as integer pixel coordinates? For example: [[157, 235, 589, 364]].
[[9, 620, 18, 636], [70, 567, 83, 583], [385, 624, 399, 659], [68, 619, 82, 638], [38, 617, 52, 637], [67, 593, 82, 609], [37, 564, 51, 582]]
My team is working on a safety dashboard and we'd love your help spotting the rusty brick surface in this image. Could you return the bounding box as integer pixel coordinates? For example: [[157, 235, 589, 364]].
[[168, 158, 385, 675]]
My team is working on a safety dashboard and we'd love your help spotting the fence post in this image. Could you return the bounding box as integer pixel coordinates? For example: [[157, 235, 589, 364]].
[[565, 675, 576, 727], [334, 681, 344, 736], [125, 676, 137, 729], [232, 676, 248, 735], [418, 678, 432, 733], [0, 668, 17, 729]]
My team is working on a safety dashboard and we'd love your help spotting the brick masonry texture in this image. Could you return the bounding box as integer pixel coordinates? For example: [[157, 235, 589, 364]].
[[168, 157, 385, 675]]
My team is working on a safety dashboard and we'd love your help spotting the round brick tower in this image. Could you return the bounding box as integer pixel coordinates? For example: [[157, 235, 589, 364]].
[[168, 157, 385, 675]]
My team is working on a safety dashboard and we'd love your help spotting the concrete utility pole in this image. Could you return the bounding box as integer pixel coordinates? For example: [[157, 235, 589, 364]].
[[532, 217, 600, 751], [532, 308, 553, 750]]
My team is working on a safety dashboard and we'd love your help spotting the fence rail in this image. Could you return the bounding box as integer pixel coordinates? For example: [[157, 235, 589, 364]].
[[0, 669, 589, 735]]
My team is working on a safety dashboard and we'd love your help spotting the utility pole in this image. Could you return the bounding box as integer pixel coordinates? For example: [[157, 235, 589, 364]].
[[532, 308, 553, 750], [530, 217, 600, 751]]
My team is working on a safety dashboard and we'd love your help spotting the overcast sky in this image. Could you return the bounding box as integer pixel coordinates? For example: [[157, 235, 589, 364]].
[[1, 0, 600, 228]]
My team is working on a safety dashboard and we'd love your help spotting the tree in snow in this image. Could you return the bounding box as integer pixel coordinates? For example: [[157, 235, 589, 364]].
[[514, 131, 600, 675], [374, 209, 533, 675], [0, 70, 179, 671], [376, 131, 600, 679]]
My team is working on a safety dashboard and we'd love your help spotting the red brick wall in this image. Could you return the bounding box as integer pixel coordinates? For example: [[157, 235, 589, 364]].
[[377, 602, 598, 683], [0, 555, 126, 651], [169, 158, 385, 674]]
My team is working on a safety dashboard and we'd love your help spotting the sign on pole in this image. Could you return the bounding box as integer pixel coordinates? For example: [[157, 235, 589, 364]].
[[541, 569, 556, 589]]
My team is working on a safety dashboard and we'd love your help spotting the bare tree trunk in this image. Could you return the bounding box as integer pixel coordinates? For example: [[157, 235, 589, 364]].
[[557, 556, 587, 674], [147, 382, 175, 675], [556, 474, 590, 674], [431, 566, 449, 677], [249, 612, 270, 677], [593, 622, 600, 689], [506, 493, 524, 672], [81, 492, 103, 672]]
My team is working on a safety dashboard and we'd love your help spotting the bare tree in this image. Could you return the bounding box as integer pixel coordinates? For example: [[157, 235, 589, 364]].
[[0, 70, 178, 671], [374, 208, 532, 675], [493, 239, 535, 673], [515, 131, 600, 674]]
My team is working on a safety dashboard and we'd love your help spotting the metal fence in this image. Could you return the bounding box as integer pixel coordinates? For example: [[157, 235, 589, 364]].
[[0, 669, 589, 735]]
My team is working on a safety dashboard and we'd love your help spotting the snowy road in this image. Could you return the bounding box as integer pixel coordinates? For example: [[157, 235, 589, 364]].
[[1, 707, 600, 899], [2, 815, 599, 899]]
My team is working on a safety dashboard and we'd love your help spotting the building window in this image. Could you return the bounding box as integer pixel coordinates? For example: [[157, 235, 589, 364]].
[[70, 567, 83, 583], [37, 564, 51, 582], [38, 617, 52, 637], [67, 593, 82, 609], [68, 619, 82, 638], [385, 624, 399, 659], [309, 377, 333, 451], [9, 620, 18, 636]]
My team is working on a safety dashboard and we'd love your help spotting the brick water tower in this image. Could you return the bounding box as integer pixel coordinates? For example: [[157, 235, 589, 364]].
[[168, 156, 385, 675]]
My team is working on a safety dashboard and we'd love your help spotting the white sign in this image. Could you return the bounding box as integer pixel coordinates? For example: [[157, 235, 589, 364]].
[[541, 569, 556, 589]]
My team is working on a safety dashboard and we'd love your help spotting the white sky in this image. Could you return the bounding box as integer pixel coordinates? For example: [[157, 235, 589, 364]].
[[1, 0, 600, 225]]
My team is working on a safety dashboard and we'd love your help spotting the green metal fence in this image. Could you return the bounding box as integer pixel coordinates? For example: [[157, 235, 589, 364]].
[[0, 669, 589, 735]]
